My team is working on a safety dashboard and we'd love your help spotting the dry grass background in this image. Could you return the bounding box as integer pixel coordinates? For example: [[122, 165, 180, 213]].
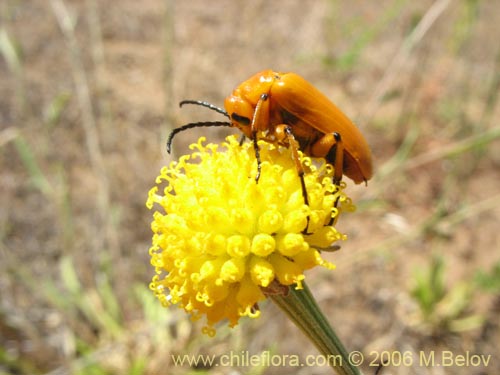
[[1, 0, 500, 374]]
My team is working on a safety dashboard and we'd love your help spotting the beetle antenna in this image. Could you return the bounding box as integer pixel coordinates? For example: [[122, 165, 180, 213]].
[[179, 100, 230, 118], [167, 121, 232, 153]]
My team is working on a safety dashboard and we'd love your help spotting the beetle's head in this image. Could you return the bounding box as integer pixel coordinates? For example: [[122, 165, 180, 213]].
[[224, 95, 255, 139], [224, 70, 276, 139]]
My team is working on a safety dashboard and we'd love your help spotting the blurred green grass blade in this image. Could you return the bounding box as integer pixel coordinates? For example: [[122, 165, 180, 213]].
[[45, 92, 71, 129], [0, 28, 26, 111], [74, 361, 108, 375], [60, 256, 124, 337], [134, 283, 174, 345], [13, 136, 52, 196], [127, 357, 147, 375], [96, 271, 123, 327], [0, 28, 22, 74], [474, 261, 500, 292], [134, 283, 170, 325], [60, 255, 83, 295], [448, 314, 484, 333], [449, 0, 479, 53], [80, 289, 124, 338], [376, 123, 419, 180], [334, 0, 408, 70], [436, 281, 470, 320], [0, 345, 38, 375], [443, 126, 500, 158], [8, 256, 73, 312], [411, 254, 446, 317], [404, 126, 500, 171], [412, 270, 433, 316], [481, 48, 500, 124], [42, 276, 74, 311], [430, 255, 446, 301]]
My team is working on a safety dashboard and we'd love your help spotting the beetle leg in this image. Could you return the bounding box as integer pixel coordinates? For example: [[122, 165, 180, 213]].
[[330, 132, 344, 185], [250, 94, 270, 183], [323, 133, 344, 225], [238, 134, 246, 146], [275, 125, 311, 234], [329, 132, 345, 225], [310, 132, 345, 225], [252, 136, 262, 182], [282, 126, 309, 206], [310, 132, 344, 184]]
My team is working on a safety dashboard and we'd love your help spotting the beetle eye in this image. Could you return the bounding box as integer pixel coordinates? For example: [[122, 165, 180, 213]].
[[231, 113, 251, 126]]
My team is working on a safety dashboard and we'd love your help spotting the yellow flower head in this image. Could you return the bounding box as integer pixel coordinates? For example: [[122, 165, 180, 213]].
[[146, 136, 354, 335]]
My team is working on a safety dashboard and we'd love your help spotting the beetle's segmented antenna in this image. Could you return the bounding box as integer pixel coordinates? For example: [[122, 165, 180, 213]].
[[179, 100, 230, 118], [166, 121, 231, 153]]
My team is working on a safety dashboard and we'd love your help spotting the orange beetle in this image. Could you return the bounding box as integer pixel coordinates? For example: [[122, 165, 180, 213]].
[[168, 69, 372, 188]]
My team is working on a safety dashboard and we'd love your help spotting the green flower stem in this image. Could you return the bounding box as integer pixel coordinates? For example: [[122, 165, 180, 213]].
[[269, 281, 363, 375]]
